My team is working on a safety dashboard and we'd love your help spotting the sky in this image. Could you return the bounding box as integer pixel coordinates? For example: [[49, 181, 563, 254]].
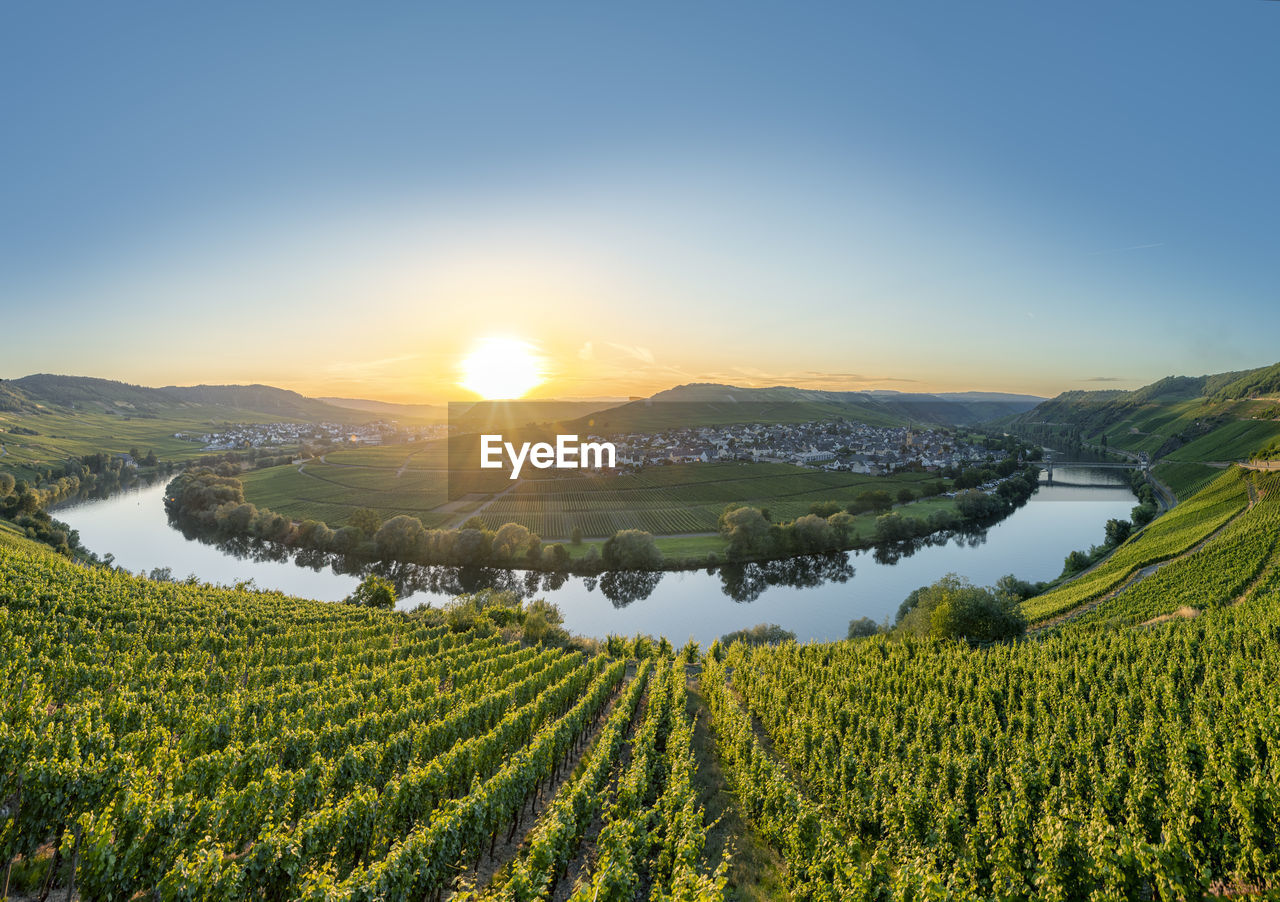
[[2, 1, 1277, 402]]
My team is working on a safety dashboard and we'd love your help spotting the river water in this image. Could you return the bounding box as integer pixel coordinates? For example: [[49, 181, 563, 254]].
[[55, 467, 1136, 644]]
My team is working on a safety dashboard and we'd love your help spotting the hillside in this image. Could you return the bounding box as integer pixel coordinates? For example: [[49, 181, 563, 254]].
[[5, 469, 1280, 898], [0, 375, 382, 481], [571, 383, 1044, 433], [163, 383, 372, 422], [1008, 361, 1280, 498]]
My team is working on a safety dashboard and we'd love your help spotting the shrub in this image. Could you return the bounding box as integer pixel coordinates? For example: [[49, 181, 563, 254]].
[[345, 573, 397, 610]]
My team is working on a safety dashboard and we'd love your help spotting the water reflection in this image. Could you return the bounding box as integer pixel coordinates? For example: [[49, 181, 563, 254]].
[[715, 552, 856, 602], [55, 471, 1140, 643], [170, 516, 865, 608]]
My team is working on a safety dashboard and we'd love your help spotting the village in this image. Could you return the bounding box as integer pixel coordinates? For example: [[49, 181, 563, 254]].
[[177, 421, 446, 452], [603, 420, 996, 474]]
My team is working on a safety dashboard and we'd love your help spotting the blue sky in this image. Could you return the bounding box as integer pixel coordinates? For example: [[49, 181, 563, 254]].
[[2, 1, 1276, 400]]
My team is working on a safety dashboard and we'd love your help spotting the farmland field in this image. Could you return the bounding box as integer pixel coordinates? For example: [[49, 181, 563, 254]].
[[0, 405, 304, 480], [1151, 459, 1224, 500], [240, 457, 953, 540], [0, 536, 726, 899]]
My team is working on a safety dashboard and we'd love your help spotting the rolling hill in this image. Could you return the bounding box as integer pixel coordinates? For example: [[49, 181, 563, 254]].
[[1006, 361, 1280, 497], [566, 383, 1044, 433]]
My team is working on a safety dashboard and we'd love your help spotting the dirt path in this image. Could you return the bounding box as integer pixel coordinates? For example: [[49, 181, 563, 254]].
[[1030, 493, 1254, 633], [549, 674, 649, 901], [685, 675, 791, 902], [443, 480, 521, 529], [456, 666, 638, 899]]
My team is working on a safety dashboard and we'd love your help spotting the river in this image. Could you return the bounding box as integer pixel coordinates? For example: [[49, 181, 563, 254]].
[[55, 466, 1136, 644]]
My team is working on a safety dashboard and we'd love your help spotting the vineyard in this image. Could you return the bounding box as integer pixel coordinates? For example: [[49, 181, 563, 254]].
[[8, 468, 1280, 899], [0, 541, 725, 900], [241, 456, 947, 540], [473, 465, 943, 539], [704, 484, 1280, 897], [1022, 467, 1253, 622]]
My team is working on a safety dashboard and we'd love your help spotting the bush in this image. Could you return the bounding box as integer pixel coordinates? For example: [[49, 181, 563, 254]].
[[720, 623, 796, 646], [345, 573, 397, 610], [602, 529, 663, 569], [896, 573, 1026, 644]]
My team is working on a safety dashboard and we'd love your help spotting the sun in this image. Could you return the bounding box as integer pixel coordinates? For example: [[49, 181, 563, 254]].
[[458, 337, 545, 400]]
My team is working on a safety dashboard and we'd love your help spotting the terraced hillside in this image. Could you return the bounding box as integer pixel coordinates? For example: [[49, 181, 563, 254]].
[[1007, 361, 1280, 501]]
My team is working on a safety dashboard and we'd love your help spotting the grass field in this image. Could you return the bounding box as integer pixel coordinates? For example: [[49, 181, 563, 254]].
[[0, 404, 303, 480], [241, 456, 953, 541]]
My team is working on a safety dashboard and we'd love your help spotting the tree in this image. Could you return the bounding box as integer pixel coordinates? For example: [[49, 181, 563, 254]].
[[1062, 549, 1092, 576], [570, 526, 584, 545], [1104, 518, 1132, 547], [541, 543, 570, 569], [346, 573, 397, 609], [1131, 502, 1157, 528], [453, 528, 492, 566], [873, 512, 914, 543], [790, 514, 835, 553], [808, 500, 843, 518], [720, 505, 772, 558], [349, 507, 383, 539], [602, 529, 663, 570], [827, 511, 855, 544], [897, 573, 1026, 643], [0, 472, 14, 496], [896, 487, 916, 504], [849, 490, 893, 515], [492, 522, 535, 562], [375, 515, 427, 560], [847, 616, 879, 639]]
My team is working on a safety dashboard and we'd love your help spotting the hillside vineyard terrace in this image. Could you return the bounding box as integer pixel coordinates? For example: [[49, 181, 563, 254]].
[[480, 434, 617, 479]]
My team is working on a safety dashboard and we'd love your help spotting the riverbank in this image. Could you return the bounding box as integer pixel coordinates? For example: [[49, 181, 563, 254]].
[[56, 470, 1138, 643]]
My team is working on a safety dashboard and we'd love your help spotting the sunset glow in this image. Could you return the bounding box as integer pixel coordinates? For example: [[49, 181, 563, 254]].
[[458, 337, 546, 400]]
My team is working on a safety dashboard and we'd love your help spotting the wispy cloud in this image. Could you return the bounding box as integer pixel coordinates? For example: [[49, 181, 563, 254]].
[[1089, 242, 1165, 256], [1082, 376, 1125, 382], [605, 342, 656, 365], [324, 353, 421, 376]]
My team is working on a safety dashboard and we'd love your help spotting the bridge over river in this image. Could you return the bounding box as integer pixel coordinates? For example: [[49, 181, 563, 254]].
[[1041, 456, 1147, 487]]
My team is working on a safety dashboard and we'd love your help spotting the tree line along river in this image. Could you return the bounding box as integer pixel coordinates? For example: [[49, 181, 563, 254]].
[[54, 465, 1137, 644]]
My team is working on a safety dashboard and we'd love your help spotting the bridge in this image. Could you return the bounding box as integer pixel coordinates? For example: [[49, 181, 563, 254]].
[[1041, 456, 1147, 483]]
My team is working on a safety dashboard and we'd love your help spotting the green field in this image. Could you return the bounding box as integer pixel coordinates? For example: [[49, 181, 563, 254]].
[[241, 456, 951, 540], [0, 405, 303, 480]]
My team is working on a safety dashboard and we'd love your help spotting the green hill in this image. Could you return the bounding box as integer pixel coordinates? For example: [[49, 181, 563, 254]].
[[162, 383, 373, 422], [572, 382, 1044, 433], [1008, 361, 1280, 498]]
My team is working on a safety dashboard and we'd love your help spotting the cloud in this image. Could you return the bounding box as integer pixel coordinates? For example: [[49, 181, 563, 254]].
[[1082, 376, 1125, 382], [605, 342, 656, 365], [1088, 242, 1165, 256], [577, 341, 594, 361], [323, 353, 421, 376]]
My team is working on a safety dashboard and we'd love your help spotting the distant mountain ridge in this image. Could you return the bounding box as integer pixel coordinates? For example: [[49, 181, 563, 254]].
[[3, 374, 374, 423], [572, 382, 1045, 432]]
